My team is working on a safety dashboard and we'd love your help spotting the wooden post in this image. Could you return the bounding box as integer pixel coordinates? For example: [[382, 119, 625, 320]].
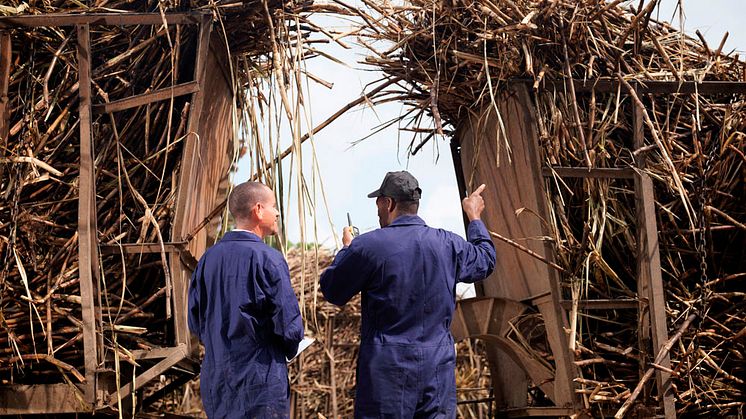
[[455, 85, 578, 408], [171, 14, 212, 348], [76, 23, 102, 406], [633, 100, 675, 419], [0, 31, 11, 181]]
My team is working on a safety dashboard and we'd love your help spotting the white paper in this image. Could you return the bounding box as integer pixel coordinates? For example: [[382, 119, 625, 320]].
[[287, 337, 315, 362]]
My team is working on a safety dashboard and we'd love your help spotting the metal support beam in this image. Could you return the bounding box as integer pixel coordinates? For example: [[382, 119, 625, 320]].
[[76, 23, 102, 406]]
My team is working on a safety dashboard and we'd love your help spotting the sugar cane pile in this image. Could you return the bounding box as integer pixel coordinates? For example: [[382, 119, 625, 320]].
[[338, 0, 745, 416], [0, 0, 320, 402], [284, 247, 493, 418]]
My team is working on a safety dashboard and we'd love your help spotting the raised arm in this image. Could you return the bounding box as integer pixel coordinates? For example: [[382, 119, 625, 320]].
[[457, 184, 496, 282]]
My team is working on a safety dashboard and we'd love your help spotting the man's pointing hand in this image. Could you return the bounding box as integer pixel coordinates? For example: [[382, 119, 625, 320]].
[[462, 184, 487, 221]]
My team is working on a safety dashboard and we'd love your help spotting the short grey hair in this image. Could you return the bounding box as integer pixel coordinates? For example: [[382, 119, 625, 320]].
[[228, 181, 271, 221]]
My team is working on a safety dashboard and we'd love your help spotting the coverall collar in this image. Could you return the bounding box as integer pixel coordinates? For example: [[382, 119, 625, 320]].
[[222, 230, 262, 242], [386, 214, 427, 228]]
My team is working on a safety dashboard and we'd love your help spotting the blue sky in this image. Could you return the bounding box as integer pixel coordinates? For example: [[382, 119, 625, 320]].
[[234, 0, 746, 248]]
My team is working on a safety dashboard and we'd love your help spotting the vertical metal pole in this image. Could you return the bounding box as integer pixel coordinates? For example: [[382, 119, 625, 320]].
[[76, 23, 101, 406]]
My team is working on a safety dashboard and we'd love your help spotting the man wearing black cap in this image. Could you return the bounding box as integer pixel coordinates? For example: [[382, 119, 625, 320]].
[[320, 171, 496, 418]]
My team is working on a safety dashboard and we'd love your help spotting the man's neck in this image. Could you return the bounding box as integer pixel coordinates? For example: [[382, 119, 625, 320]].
[[235, 223, 264, 239]]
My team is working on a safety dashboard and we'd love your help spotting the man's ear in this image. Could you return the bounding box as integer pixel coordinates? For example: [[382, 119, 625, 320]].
[[251, 202, 262, 220], [387, 198, 396, 213]]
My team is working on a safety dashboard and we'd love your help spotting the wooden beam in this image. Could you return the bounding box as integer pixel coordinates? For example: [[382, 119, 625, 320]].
[[503, 407, 576, 417], [139, 369, 196, 409], [0, 384, 91, 414], [170, 14, 212, 347], [633, 93, 675, 419], [518, 82, 578, 408], [76, 23, 101, 406], [635, 173, 675, 419], [99, 242, 189, 255], [560, 299, 638, 310], [93, 81, 199, 114], [130, 345, 188, 361], [0, 12, 204, 28], [452, 298, 557, 403], [0, 32, 10, 182], [511, 78, 746, 95], [108, 344, 188, 406], [542, 166, 636, 179]]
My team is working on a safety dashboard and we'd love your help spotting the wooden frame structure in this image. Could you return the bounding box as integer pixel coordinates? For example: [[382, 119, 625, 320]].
[[0, 11, 224, 414], [449, 79, 746, 418]]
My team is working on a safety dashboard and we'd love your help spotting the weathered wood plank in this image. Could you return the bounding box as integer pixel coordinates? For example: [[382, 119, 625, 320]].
[[633, 99, 675, 419], [0, 384, 91, 414], [99, 242, 188, 254], [93, 81, 199, 114], [108, 344, 188, 406], [559, 299, 639, 310], [170, 15, 213, 347], [636, 173, 675, 419], [511, 78, 746, 95], [457, 85, 577, 408], [453, 297, 551, 404], [75, 23, 100, 406], [0, 12, 203, 28], [542, 166, 636, 179], [0, 32, 10, 182]]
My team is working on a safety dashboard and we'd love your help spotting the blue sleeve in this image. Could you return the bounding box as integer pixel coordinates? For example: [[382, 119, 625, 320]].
[[187, 258, 205, 339], [265, 258, 304, 359], [455, 220, 496, 283], [320, 245, 373, 306]]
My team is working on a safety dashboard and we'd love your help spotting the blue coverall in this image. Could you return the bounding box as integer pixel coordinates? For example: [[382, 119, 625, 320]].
[[188, 231, 303, 419], [320, 215, 496, 418]]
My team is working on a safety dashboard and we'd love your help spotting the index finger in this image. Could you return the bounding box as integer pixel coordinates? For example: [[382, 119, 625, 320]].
[[470, 184, 486, 196]]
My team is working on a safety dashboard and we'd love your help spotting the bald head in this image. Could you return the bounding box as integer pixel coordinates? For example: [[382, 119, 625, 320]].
[[229, 181, 273, 222]]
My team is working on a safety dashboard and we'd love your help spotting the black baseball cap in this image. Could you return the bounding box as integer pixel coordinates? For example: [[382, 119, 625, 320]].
[[367, 171, 422, 201]]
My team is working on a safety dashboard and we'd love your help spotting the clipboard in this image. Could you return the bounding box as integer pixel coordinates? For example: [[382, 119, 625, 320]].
[[287, 337, 316, 362]]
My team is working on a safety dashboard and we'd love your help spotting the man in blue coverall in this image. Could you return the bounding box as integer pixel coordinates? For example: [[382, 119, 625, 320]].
[[188, 181, 303, 418], [320, 171, 496, 418]]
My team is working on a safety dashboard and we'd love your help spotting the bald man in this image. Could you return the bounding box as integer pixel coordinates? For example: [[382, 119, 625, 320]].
[[188, 181, 303, 418]]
